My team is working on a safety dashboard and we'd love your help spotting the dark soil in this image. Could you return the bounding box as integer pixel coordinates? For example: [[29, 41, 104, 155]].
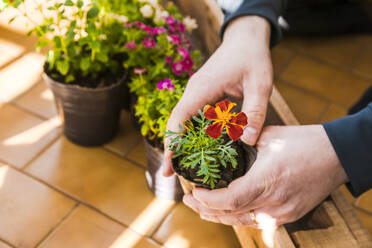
[[44, 53, 128, 88], [172, 140, 250, 189]]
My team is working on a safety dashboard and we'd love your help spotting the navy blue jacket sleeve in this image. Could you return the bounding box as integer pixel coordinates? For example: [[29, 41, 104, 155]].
[[323, 103, 372, 197], [220, 0, 287, 47]]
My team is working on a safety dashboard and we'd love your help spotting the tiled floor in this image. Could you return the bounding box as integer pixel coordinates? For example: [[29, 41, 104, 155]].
[[0, 6, 371, 248]]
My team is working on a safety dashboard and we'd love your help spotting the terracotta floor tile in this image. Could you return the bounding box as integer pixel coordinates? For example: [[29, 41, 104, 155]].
[[14, 81, 57, 119], [104, 111, 141, 157], [0, 53, 44, 102], [0, 241, 11, 248], [320, 104, 347, 123], [353, 48, 372, 79], [25, 137, 175, 236], [281, 55, 371, 107], [271, 45, 294, 76], [281, 36, 362, 68], [127, 140, 147, 168], [276, 82, 329, 124], [0, 5, 41, 35], [0, 104, 61, 168], [0, 163, 76, 248], [39, 205, 161, 248], [153, 204, 240, 248], [0, 38, 25, 68]]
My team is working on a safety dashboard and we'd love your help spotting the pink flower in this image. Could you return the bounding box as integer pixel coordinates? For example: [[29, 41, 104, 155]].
[[165, 16, 176, 26], [153, 27, 167, 35], [189, 71, 195, 76], [178, 47, 189, 58], [143, 26, 154, 35], [178, 22, 185, 33], [125, 41, 138, 50], [157, 79, 175, 91], [181, 56, 193, 71], [134, 68, 147, 74], [167, 35, 181, 46], [142, 37, 156, 48], [165, 56, 173, 65], [172, 62, 184, 75]]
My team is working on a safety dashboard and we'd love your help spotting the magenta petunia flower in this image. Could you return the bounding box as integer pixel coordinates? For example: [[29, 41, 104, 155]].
[[167, 35, 181, 46], [125, 41, 138, 50], [178, 47, 189, 58], [153, 26, 167, 35], [165, 56, 173, 65], [181, 56, 193, 71], [157, 79, 174, 91], [178, 22, 185, 33], [189, 71, 195, 76], [165, 16, 176, 26], [142, 37, 156, 48], [143, 26, 154, 35], [134, 68, 147, 74], [172, 62, 184, 75]]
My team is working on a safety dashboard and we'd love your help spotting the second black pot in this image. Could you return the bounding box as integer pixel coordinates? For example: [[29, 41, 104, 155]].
[[44, 71, 128, 146], [143, 138, 184, 201]]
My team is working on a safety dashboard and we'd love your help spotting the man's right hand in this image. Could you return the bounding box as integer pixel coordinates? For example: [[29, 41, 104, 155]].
[[164, 16, 274, 176]]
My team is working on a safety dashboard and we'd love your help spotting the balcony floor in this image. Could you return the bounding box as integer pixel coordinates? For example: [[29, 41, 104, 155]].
[[0, 8, 371, 248]]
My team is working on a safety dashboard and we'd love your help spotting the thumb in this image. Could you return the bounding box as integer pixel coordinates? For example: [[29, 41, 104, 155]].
[[241, 83, 271, 146]]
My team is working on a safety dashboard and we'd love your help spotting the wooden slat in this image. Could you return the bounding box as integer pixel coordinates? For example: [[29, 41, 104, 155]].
[[290, 201, 359, 247], [331, 190, 372, 248]]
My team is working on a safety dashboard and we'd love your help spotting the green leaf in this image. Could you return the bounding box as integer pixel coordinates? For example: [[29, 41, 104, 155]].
[[65, 74, 75, 83], [64, 0, 73, 6], [36, 40, 49, 52], [87, 5, 99, 19], [53, 36, 62, 48], [56, 60, 69, 75], [77, 0, 83, 8], [8, 16, 16, 24], [13, 0, 21, 8], [80, 57, 90, 71], [47, 50, 55, 69]]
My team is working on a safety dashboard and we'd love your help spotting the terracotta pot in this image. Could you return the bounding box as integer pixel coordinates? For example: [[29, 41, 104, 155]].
[[143, 138, 184, 201], [43, 70, 128, 146], [173, 144, 257, 194]]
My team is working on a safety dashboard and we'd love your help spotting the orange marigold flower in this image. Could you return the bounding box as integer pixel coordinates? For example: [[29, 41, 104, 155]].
[[204, 99, 248, 141]]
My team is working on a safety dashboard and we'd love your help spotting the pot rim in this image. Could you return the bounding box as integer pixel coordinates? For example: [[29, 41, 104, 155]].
[[43, 67, 128, 92], [172, 143, 257, 189]]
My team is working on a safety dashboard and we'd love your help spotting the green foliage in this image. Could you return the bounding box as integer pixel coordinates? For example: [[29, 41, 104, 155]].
[[165, 110, 238, 189], [124, 2, 203, 143], [3, 0, 128, 86], [135, 82, 184, 140]]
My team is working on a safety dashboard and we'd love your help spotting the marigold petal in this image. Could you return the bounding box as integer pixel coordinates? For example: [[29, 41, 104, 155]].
[[226, 123, 244, 141], [206, 122, 223, 139], [216, 99, 230, 112], [204, 105, 218, 120], [230, 112, 248, 126]]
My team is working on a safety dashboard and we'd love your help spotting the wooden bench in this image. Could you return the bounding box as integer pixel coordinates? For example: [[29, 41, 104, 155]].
[[172, 0, 372, 246]]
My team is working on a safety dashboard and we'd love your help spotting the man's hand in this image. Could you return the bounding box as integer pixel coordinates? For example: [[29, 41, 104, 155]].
[[164, 16, 273, 176], [183, 125, 348, 228]]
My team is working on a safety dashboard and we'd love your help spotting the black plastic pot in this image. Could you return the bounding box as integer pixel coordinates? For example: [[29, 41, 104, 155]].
[[173, 143, 257, 194], [143, 138, 184, 201], [43, 71, 128, 146]]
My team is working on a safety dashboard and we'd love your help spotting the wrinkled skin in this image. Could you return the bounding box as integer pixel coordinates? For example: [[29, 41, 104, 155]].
[[183, 125, 348, 228]]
